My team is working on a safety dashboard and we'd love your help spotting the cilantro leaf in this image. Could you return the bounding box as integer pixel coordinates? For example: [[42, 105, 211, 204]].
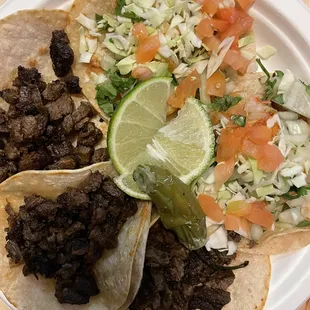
[[300, 80, 310, 96], [115, 0, 143, 21], [95, 13, 103, 23], [109, 71, 136, 94], [256, 58, 270, 79], [273, 94, 284, 105], [231, 115, 246, 127], [209, 96, 242, 112], [297, 220, 310, 228], [96, 82, 117, 116]]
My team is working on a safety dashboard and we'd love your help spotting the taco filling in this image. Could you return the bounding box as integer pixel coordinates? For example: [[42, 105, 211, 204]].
[[4, 171, 137, 305]]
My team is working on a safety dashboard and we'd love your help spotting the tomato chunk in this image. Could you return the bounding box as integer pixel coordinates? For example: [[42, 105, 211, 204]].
[[168, 70, 201, 108], [202, 0, 221, 16], [195, 19, 213, 40], [217, 8, 239, 23], [206, 70, 226, 97], [211, 18, 229, 32], [257, 144, 285, 172], [241, 139, 264, 160], [203, 35, 221, 51], [225, 214, 251, 238], [132, 23, 148, 41], [136, 34, 160, 64], [245, 206, 274, 229], [224, 49, 249, 71], [214, 157, 235, 190], [198, 194, 225, 223], [236, 0, 255, 10], [247, 125, 273, 145]]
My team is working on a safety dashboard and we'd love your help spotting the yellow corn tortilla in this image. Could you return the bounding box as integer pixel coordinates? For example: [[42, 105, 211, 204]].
[[0, 162, 151, 310], [0, 10, 68, 90]]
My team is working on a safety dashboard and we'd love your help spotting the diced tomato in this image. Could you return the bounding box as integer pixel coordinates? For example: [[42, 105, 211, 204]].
[[224, 49, 249, 72], [132, 23, 148, 41], [247, 125, 273, 145], [217, 8, 239, 23], [226, 200, 252, 217], [211, 18, 229, 32], [257, 144, 285, 172], [217, 129, 240, 162], [236, 0, 255, 10], [136, 34, 160, 64], [220, 9, 254, 41], [214, 157, 235, 190], [225, 100, 246, 117], [195, 19, 213, 40], [203, 35, 221, 51], [168, 70, 201, 108], [251, 201, 267, 209], [206, 70, 226, 97], [245, 206, 274, 229], [224, 214, 251, 238], [198, 194, 225, 223], [271, 123, 280, 137], [202, 0, 221, 16], [241, 139, 264, 160]]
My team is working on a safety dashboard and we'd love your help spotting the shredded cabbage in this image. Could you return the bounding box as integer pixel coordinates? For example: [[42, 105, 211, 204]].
[[76, 13, 97, 30]]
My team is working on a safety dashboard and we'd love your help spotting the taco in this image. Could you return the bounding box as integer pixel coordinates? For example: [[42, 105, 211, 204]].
[[0, 10, 115, 183], [0, 162, 151, 310]]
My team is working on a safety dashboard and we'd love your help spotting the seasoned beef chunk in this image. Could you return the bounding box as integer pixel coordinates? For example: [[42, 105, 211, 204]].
[[10, 114, 48, 143], [46, 93, 73, 121], [5, 172, 138, 305], [0, 66, 105, 181], [131, 221, 238, 310], [4, 143, 20, 161], [42, 80, 66, 101], [1, 88, 19, 104], [65, 75, 82, 94], [50, 30, 74, 77], [77, 122, 103, 147], [72, 102, 93, 124], [75, 146, 93, 166], [62, 114, 74, 134], [47, 141, 74, 159], [91, 148, 109, 163], [18, 150, 50, 171], [13, 66, 46, 91], [47, 156, 77, 170]]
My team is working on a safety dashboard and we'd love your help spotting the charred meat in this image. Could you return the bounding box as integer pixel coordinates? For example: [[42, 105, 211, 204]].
[[0, 66, 107, 182], [130, 221, 236, 310], [50, 30, 74, 77], [5, 172, 138, 305]]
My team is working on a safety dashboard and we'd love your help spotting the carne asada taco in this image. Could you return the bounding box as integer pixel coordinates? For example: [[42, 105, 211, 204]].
[[0, 11, 116, 183], [0, 162, 151, 310]]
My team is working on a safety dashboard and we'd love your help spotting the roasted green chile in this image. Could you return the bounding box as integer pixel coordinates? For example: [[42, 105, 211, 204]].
[[133, 165, 207, 250]]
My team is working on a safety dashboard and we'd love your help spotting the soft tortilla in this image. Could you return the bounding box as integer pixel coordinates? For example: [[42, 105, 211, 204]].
[[224, 253, 271, 310], [0, 10, 68, 90], [66, 0, 116, 119], [0, 163, 151, 310]]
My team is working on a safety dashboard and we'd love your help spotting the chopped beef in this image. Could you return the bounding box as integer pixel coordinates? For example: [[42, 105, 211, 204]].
[[75, 146, 93, 166], [5, 172, 138, 305], [77, 122, 103, 147], [130, 221, 238, 310], [18, 150, 51, 171], [50, 30, 74, 77], [0, 62, 104, 182], [1, 88, 19, 104], [42, 80, 66, 101], [46, 156, 77, 170], [65, 75, 82, 94], [72, 102, 94, 124], [91, 148, 109, 163], [46, 93, 73, 121]]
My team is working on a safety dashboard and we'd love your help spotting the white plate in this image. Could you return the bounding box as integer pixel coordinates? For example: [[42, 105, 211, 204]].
[[0, 0, 309, 309]]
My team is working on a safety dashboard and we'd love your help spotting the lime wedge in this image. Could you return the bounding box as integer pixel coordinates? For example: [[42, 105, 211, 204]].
[[108, 77, 172, 174], [147, 97, 215, 184], [108, 81, 215, 199]]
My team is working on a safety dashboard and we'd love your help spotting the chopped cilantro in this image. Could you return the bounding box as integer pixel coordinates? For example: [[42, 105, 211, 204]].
[[231, 115, 246, 127], [297, 220, 310, 228], [273, 94, 284, 105], [115, 0, 144, 21], [283, 185, 310, 200], [209, 95, 242, 112], [95, 13, 103, 23], [301, 80, 310, 95], [172, 75, 179, 86], [96, 83, 117, 117], [109, 71, 136, 94]]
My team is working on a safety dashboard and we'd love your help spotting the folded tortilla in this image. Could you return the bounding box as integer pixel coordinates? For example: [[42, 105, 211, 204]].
[[0, 162, 151, 310]]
